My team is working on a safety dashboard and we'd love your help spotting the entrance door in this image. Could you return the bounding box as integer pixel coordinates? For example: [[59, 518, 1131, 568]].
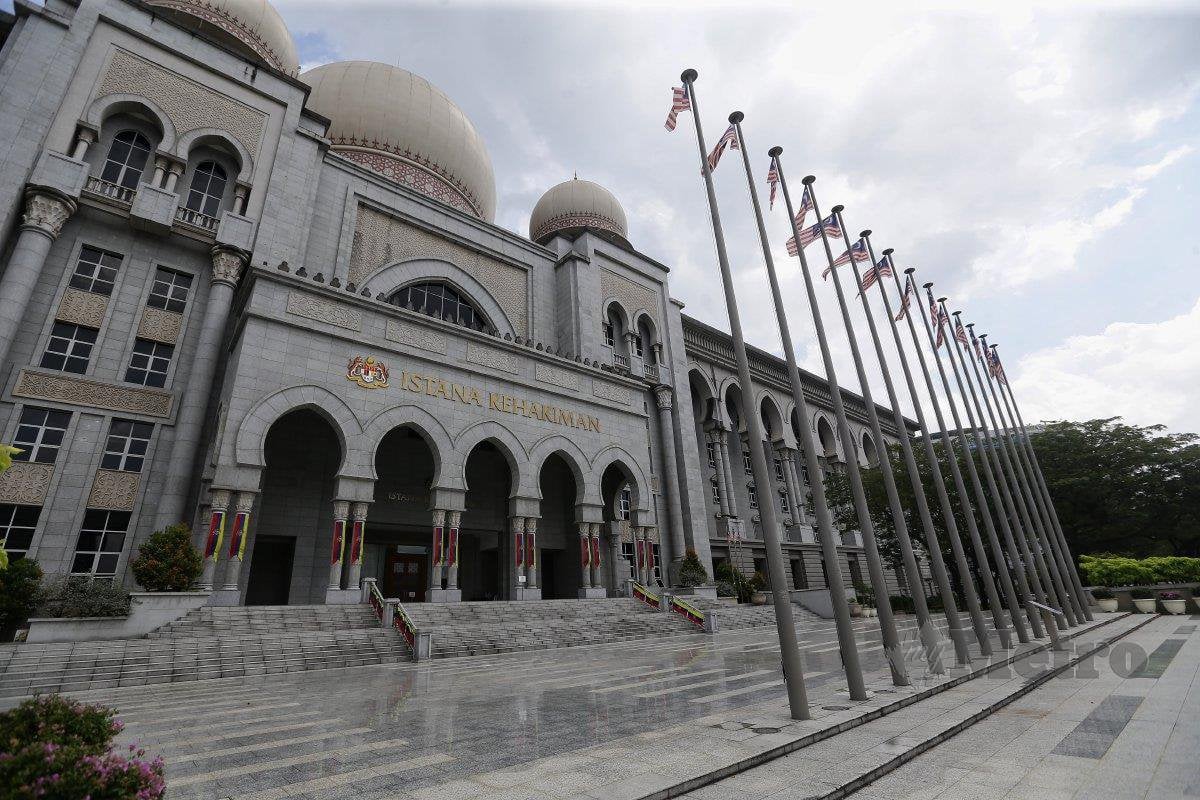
[[245, 536, 295, 605], [385, 551, 427, 602], [541, 550, 559, 599]]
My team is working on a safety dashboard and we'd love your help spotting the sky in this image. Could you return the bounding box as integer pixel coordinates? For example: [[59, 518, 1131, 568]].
[[8, 0, 1198, 433]]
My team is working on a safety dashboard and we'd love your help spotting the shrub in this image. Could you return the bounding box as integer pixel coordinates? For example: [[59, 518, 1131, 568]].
[[0, 695, 164, 800], [855, 584, 876, 608], [715, 580, 736, 598], [1079, 555, 1157, 587], [677, 549, 708, 588], [36, 577, 130, 619], [889, 594, 915, 614], [1129, 587, 1154, 600], [1091, 588, 1113, 600], [130, 523, 202, 592], [1142, 556, 1200, 584], [0, 558, 43, 638], [750, 571, 768, 592], [1159, 591, 1182, 601]]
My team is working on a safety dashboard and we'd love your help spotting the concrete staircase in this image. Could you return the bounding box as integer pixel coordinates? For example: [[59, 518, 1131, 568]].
[[0, 604, 407, 699], [683, 597, 827, 629], [402, 598, 699, 659]]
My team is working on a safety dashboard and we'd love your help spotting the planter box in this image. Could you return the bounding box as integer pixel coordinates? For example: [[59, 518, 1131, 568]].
[[1162, 599, 1187, 615], [1132, 598, 1157, 614], [25, 591, 210, 643], [671, 586, 718, 600], [1096, 599, 1119, 613]]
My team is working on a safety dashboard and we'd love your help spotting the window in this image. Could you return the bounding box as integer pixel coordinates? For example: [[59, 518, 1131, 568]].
[[12, 407, 71, 465], [800, 462, 810, 486], [748, 484, 759, 509], [743, 449, 752, 475], [603, 322, 615, 348], [40, 323, 98, 374], [774, 457, 785, 482], [780, 492, 791, 515], [633, 333, 644, 358], [618, 487, 631, 521], [100, 130, 152, 190], [706, 441, 716, 468], [69, 246, 122, 296], [185, 161, 228, 217], [0, 504, 41, 560], [389, 282, 489, 332], [101, 420, 153, 473], [711, 478, 721, 504], [147, 267, 193, 314], [125, 339, 174, 388], [71, 509, 130, 576]]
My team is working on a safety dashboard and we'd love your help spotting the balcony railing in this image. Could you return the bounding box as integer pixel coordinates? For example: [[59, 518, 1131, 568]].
[[612, 353, 630, 370], [175, 206, 219, 233], [83, 176, 135, 208], [641, 362, 660, 382]]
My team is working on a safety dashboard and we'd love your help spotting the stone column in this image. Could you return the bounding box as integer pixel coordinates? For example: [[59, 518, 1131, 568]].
[[234, 184, 249, 215], [0, 189, 76, 370], [70, 128, 96, 160], [157, 246, 249, 529], [706, 432, 731, 516], [328, 501, 350, 591], [199, 488, 231, 591], [524, 517, 539, 590], [643, 526, 658, 585], [216, 490, 255, 601], [579, 521, 593, 589], [654, 386, 687, 569], [779, 447, 801, 524], [717, 427, 739, 517], [152, 155, 169, 188], [784, 451, 807, 524], [429, 509, 446, 590], [164, 162, 184, 193], [510, 515, 526, 598], [589, 523, 604, 590], [610, 523, 626, 590], [347, 502, 369, 589], [445, 511, 462, 589]]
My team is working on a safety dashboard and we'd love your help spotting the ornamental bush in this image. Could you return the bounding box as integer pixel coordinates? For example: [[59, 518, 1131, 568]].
[[0, 558, 42, 639], [0, 695, 164, 800], [130, 523, 203, 592], [677, 549, 708, 588], [36, 577, 130, 619], [1079, 554, 1200, 586]]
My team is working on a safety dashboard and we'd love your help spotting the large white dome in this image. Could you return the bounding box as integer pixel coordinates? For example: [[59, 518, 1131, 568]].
[[529, 178, 629, 247], [303, 61, 497, 222], [148, 0, 299, 74]]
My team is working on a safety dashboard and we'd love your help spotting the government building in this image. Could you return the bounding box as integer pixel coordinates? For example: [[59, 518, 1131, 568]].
[[0, 0, 919, 607]]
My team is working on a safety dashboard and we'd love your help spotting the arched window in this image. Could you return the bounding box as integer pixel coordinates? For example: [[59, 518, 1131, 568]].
[[101, 131, 152, 190], [185, 161, 228, 217], [389, 282, 489, 332]]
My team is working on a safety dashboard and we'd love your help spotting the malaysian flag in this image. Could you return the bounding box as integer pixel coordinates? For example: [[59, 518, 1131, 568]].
[[664, 85, 690, 131], [895, 274, 914, 321], [954, 318, 969, 348], [857, 258, 893, 295], [767, 160, 779, 210], [970, 326, 984, 360], [786, 213, 840, 257], [706, 124, 739, 172], [795, 185, 814, 226], [823, 237, 866, 279], [989, 348, 1008, 384], [927, 286, 950, 348]]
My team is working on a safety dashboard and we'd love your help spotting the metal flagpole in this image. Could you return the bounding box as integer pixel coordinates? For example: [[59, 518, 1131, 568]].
[[991, 347, 1092, 620], [734, 128, 908, 686], [941, 306, 1046, 638], [679, 69, 817, 716], [979, 338, 1084, 625], [963, 321, 1068, 630], [925, 294, 1032, 644], [905, 276, 1013, 648]]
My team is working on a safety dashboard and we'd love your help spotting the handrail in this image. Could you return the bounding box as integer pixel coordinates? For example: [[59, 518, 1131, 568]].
[[83, 176, 135, 207], [175, 205, 219, 232], [631, 581, 660, 610], [367, 580, 385, 619], [393, 604, 417, 648], [669, 595, 706, 628]]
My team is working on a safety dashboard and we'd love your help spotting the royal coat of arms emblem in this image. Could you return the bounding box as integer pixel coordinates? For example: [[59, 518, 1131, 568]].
[[347, 356, 390, 389]]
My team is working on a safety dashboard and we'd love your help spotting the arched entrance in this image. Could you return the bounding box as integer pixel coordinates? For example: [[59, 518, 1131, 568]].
[[369, 426, 436, 602], [601, 461, 653, 589], [537, 453, 583, 599], [463, 441, 513, 600], [248, 409, 341, 605]]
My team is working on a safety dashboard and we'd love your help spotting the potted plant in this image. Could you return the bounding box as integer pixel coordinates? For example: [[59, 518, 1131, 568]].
[[1159, 591, 1186, 615], [1091, 588, 1119, 613], [856, 585, 876, 617], [1129, 587, 1157, 614], [750, 571, 769, 605]]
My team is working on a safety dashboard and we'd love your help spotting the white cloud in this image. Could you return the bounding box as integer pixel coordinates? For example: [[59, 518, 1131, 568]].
[[1012, 295, 1200, 432]]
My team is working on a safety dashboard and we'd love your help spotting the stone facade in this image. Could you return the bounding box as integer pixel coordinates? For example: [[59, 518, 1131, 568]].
[[0, 0, 922, 604]]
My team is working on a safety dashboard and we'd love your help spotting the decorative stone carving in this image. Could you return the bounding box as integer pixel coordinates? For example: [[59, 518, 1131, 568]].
[[208, 487, 232, 512], [654, 385, 674, 411], [234, 491, 256, 514], [97, 49, 267, 157], [348, 206, 528, 334], [466, 343, 519, 374], [211, 247, 247, 287], [534, 363, 581, 392], [56, 287, 109, 328], [531, 211, 624, 243], [285, 292, 363, 331], [592, 380, 632, 406], [600, 269, 659, 328], [137, 307, 183, 345], [14, 370, 172, 417], [87, 470, 140, 511], [338, 150, 478, 217], [145, 1, 295, 74], [650, 474, 662, 495], [0, 462, 53, 505], [21, 190, 76, 239], [385, 319, 447, 355]]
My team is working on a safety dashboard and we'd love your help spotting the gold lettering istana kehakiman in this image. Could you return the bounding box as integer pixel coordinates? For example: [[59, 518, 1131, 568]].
[[395, 371, 600, 431]]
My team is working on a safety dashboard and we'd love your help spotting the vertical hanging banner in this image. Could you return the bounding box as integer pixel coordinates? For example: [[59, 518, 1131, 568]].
[[331, 519, 345, 566], [204, 510, 225, 561], [228, 510, 249, 561], [350, 520, 364, 565]]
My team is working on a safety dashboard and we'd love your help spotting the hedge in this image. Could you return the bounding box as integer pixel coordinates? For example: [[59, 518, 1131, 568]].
[[1079, 554, 1200, 587]]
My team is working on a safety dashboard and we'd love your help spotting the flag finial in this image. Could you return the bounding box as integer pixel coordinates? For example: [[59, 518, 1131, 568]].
[[802, 175, 816, 185], [860, 229, 871, 238], [832, 204, 845, 214], [882, 248, 894, 256], [923, 281, 934, 289], [728, 110, 744, 124], [951, 310, 962, 317], [937, 295, 948, 303], [904, 267, 916, 275], [681, 68, 698, 83], [768, 145, 783, 157]]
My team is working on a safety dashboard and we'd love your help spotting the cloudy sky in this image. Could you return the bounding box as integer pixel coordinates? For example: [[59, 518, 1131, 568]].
[[12, 0, 1197, 432]]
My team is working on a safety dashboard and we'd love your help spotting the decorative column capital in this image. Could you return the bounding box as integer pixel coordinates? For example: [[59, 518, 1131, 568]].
[[524, 517, 538, 535], [448, 510, 462, 528], [333, 500, 351, 519], [350, 501, 370, 521], [432, 508, 447, 527], [208, 487, 232, 512], [210, 245, 248, 288], [233, 490, 256, 514], [653, 385, 674, 411], [510, 515, 526, 534], [21, 188, 76, 240], [76, 126, 98, 146]]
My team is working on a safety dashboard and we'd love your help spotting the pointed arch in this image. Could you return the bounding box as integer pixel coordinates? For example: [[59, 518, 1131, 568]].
[[235, 385, 362, 474], [454, 420, 529, 496], [528, 434, 590, 504], [589, 445, 650, 514], [361, 259, 516, 336], [363, 404, 455, 487]]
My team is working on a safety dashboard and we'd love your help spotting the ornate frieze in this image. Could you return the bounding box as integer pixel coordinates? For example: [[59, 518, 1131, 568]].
[[385, 319, 447, 355], [348, 206, 528, 334], [0, 462, 53, 505], [13, 370, 172, 417], [600, 269, 660, 328], [534, 363, 581, 392], [97, 50, 267, 157], [136, 307, 183, 345], [56, 287, 109, 329], [466, 343, 519, 375], [285, 292, 363, 331], [86, 470, 140, 511], [532, 211, 624, 243], [145, 1, 295, 74], [592, 380, 632, 406], [338, 150, 479, 217], [21, 190, 76, 239]]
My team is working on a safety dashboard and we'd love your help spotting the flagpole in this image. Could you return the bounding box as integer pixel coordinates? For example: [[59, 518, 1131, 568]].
[[963, 321, 1068, 630], [900, 274, 1014, 648], [940, 305, 1046, 638], [991, 347, 1092, 620], [923, 292, 1032, 643], [978, 337, 1083, 625], [735, 130, 907, 686], [679, 70, 814, 718]]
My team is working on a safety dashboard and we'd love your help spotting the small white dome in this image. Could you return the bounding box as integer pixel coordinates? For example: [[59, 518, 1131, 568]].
[[148, 0, 299, 74], [303, 61, 497, 222], [529, 178, 629, 246]]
